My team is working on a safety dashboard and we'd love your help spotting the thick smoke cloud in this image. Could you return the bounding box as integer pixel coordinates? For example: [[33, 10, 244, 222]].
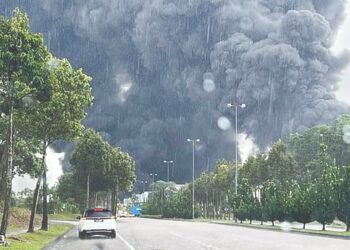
[[1, 0, 349, 182]]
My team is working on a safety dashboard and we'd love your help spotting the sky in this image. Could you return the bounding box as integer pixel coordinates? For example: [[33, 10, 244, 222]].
[[333, 0, 350, 104], [12, 148, 64, 193]]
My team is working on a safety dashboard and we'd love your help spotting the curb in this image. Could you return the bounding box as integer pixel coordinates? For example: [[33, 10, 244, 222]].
[[42, 225, 74, 250]]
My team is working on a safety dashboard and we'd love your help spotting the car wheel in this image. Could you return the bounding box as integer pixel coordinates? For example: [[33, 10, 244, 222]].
[[110, 230, 116, 239], [79, 231, 86, 239]]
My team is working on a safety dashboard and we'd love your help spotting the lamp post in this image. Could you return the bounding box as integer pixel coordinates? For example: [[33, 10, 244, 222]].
[[163, 160, 174, 182], [227, 103, 246, 195], [150, 173, 157, 191], [320, 133, 324, 144], [187, 138, 200, 219]]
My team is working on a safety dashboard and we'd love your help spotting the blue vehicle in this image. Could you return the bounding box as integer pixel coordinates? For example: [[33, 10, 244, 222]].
[[130, 204, 142, 217]]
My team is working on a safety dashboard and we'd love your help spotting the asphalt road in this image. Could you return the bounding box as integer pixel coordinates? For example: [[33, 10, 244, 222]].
[[47, 218, 350, 250]]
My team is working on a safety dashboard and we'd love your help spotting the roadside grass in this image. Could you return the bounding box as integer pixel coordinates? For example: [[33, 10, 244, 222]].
[[48, 213, 80, 221], [140, 214, 162, 219], [0, 207, 41, 234], [196, 219, 350, 238], [1, 224, 72, 250]]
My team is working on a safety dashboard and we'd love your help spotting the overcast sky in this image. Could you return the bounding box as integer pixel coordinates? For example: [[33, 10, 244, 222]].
[[334, 0, 350, 104]]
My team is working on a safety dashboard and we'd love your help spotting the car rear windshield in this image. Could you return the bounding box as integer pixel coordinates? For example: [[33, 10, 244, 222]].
[[84, 210, 112, 218]]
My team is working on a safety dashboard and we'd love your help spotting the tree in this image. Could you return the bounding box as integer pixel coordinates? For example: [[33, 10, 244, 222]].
[[267, 140, 296, 182], [23, 56, 93, 231], [241, 153, 268, 194], [291, 173, 315, 229], [337, 166, 350, 231], [313, 144, 339, 231], [260, 179, 286, 226], [288, 115, 350, 178], [56, 172, 86, 212], [229, 178, 257, 224], [70, 129, 110, 209], [0, 9, 50, 235], [107, 147, 136, 215]]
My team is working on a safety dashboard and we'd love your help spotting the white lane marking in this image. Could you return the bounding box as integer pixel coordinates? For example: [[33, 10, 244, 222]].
[[172, 232, 220, 250], [116, 231, 136, 250]]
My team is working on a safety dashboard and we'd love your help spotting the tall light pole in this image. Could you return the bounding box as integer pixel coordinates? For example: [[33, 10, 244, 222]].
[[227, 103, 246, 195], [150, 173, 157, 192], [187, 138, 200, 219], [163, 160, 174, 182]]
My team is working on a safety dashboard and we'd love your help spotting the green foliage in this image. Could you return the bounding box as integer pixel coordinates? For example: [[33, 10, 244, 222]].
[[0, 8, 50, 113], [337, 166, 350, 231], [267, 140, 296, 181], [70, 129, 111, 191], [143, 183, 195, 219], [288, 115, 350, 178], [241, 153, 268, 189], [291, 173, 315, 228], [313, 144, 339, 230]]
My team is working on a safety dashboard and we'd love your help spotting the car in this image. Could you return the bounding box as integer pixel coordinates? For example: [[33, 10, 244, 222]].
[[77, 208, 117, 239]]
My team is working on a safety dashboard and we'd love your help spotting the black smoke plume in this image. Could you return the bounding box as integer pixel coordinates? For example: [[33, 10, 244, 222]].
[[1, 0, 349, 182]]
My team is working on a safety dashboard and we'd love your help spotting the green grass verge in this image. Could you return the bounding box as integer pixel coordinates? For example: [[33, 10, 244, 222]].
[[140, 214, 163, 219], [48, 213, 80, 221], [203, 220, 350, 237], [1, 224, 72, 250]]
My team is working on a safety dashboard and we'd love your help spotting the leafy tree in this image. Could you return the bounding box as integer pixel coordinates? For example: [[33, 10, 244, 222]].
[[70, 128, 135, 214], [291, 173, 315, 229], [24, 57, 93, 231], [241, 153, 268, 193], [267, 140, 296, 182], [260, 179, 286, 226], [337, 166, 350, 231], [107, 147, 136, 215], [0, 9, 50, 235], [56, 172, 86, 212], [229, 178, 257, 223], [288, 115, 350, 178], [313, 144, 339, 231], [70, 129, 110, 208]]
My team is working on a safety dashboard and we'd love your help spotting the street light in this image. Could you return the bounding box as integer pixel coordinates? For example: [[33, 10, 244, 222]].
[[163, 160, 174, 182], [187, 138, 200, 219], [227, 103, 246, 195], [150, 173, 157, 183]]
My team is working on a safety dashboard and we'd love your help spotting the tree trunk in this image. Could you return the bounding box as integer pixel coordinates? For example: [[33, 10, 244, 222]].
[[250, 219, 252, 224], [86, 174, 90, 208], [346, 224, 350, 232], [303, 223, 306, 230], [322, 223, 325, 231], [0, 144, 9, 202], [28, 173, 42, 232], [28, 143, 46, 233], [41, 167, 48, 230], [272, 221, 275, 226], [0, 109, 14, 236], [111, 186, 116, 215]]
